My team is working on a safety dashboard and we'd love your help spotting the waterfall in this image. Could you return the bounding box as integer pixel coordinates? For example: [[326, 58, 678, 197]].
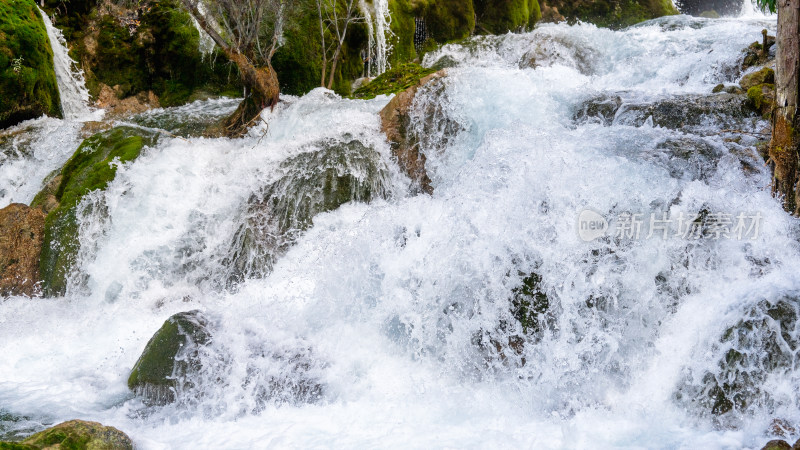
[[37, 6, 91, 119], [2, 13, 796, 449], [359, 0, 392, 77]]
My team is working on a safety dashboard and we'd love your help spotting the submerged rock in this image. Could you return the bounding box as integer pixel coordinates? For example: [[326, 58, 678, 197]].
[[128, 310, 211, 405], [32, 126, 160, 296], [379, 70, 447, 194], [676, 296, 800, 419], [574, 92, 759, 133], [0, 204, 45, 297], [0, 419, 133, 450], [0, 0, 62, 129], [225, 137, 392, 282]]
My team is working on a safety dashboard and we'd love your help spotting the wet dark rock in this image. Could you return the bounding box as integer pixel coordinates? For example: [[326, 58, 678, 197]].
[[613, 93, 757, 132], [128, 310, 211, 405], [573, 95, 623, 125], [225, 137, 392, 283], [675, 296, 800, 419]]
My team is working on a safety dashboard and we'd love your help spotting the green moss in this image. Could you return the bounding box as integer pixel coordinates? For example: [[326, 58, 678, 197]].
[[388, 0, 419, 65], [747, 83, 773, 109], [128, 311, 210, 404], [38, 126, 159, 296], [475, 0, 540, 34], [421, 0, 475, 42], [352, 63, 436, 99], [550, 0, 678, 28], [511, 272, 550, 334], [0, 0, 62, 128]]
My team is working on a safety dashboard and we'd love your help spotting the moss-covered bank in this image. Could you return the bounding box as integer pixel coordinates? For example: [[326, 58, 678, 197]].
[[33, 126, 160, 296], [543, 0, 678, 28], [0, 0, 62, 129], [43, 0, 240, 106], [0, 419, 133, 449]]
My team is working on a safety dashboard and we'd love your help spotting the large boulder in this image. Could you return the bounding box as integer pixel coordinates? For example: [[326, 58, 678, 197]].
[[378, 68, 447, 194], [32, 126, 160, 296], [0, 0, 62, 129], [128, 310, 211, 405], [0, 419, 133, 449], [540, 0, 678, 28], [225, 137, 392, 283]]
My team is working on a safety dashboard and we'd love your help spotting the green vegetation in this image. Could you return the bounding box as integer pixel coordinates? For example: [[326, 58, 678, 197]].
[[34, 126, 159, 296], [352, 63, 437, 99], [474, 0, 541, 34], [549, 0, 678, 28], [44, 0, 240, 106], [0, 0, 62, 128]]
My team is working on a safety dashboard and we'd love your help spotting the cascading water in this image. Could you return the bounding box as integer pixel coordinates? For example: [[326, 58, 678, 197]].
[[0, 9, 96, 208], [1, 12, 797, 449], [37, 7, 91, 120], [360, 0, 392, 77]]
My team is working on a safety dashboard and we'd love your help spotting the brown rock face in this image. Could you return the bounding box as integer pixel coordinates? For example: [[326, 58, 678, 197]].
[[95, 83, 161, 118], [0, 203, 45, 297], [379, 71, 446, 195]]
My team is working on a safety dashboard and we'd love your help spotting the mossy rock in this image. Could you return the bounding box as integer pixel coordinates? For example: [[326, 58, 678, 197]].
[[475, 0, 541, 34], [420, 0, 476, 42], [226, 137, 391, 282], [34, 126, 159, 297], [352, 63, 437, 99], [746, 83, 775, 118], [511, 272, 551, 335], [740, 67, 775, 91], [128, 310, 211, 405], [0, 419, 133, 450], [545, 0, 678, 28], [0, 0, 62, 129]]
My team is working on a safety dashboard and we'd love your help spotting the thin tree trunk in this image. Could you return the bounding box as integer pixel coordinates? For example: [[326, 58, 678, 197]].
[[180, 0, 280, 137], [770, 0, 800, 213]]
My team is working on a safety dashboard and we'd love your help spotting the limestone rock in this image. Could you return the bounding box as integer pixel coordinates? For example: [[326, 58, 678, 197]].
[[0, 203, 45, 297], [379, 70, 447, 195]]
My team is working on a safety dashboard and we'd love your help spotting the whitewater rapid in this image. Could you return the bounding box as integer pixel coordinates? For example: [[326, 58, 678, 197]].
[[2, 14, 797, 449]]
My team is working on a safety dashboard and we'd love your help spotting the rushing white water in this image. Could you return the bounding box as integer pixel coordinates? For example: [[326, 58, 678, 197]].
[[38, 7, 92, 120], [2, 13, 798, 449]]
